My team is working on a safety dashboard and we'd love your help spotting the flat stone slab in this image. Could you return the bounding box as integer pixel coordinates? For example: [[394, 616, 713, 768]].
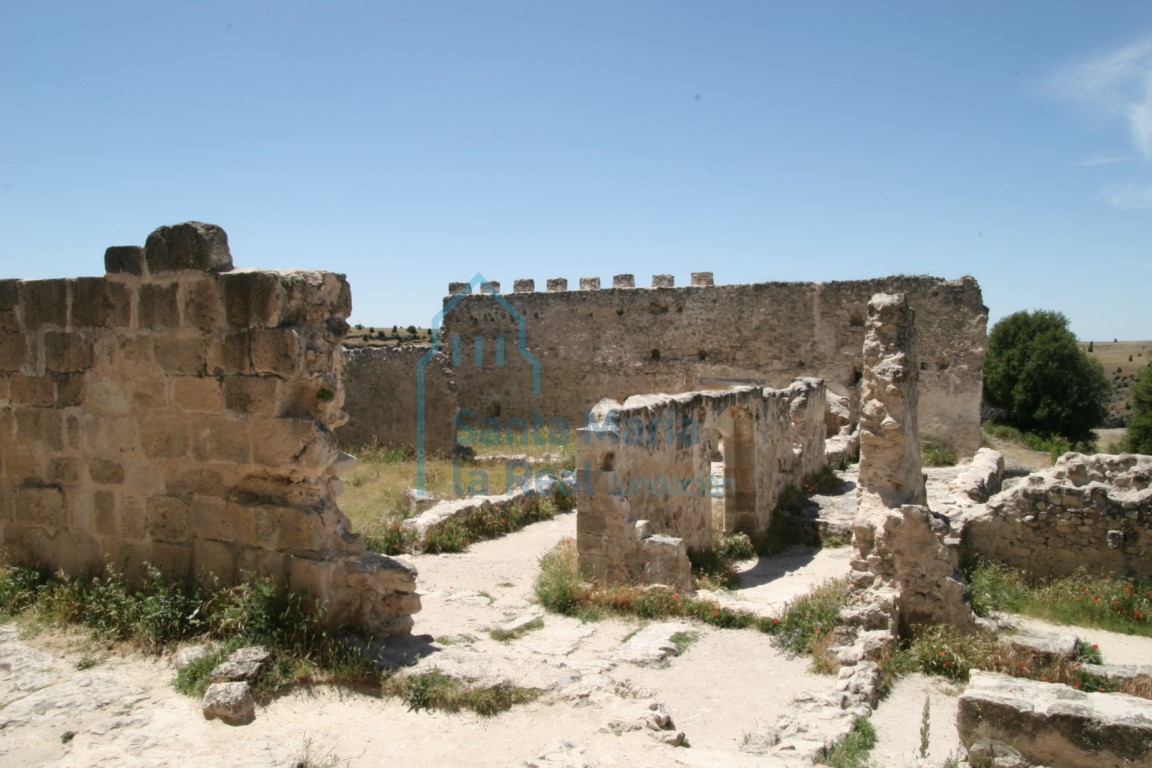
[[523, 624, 595, 657], [958, 670, 1152, 768], [999, 628, 1078, 660], [1080, 663, 1152, 684], [499, 613, 544, 633], [612, 622, 694, 667]]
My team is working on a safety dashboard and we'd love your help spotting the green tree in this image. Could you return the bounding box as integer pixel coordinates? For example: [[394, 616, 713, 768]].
[[1126, 362, 1152, 454], [984, 310, 1110, 443]]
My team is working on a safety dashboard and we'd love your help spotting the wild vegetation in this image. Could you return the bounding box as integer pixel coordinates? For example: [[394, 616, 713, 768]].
[[984, 310, 1110, 443]]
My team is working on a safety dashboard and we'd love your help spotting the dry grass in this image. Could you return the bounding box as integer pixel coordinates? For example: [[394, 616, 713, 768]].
[[1081, 340, 1152, 424]]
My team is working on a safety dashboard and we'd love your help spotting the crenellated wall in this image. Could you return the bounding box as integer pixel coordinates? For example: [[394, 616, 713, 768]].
[[439, 273, 987, 457], [0, 222, 419, 637]]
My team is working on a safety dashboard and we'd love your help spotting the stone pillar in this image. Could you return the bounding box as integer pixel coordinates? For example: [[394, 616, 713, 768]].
[[691, 272, 714, 287], [651, 274, 674, 288], [579, 276, 601, 290], [448, 282, 470, 296], [479, 281, 501, 295], [546, 278, 568, 292], [857, 293, 925, 511], [613, 274, 635, 289], [513, 279, 535, 293]]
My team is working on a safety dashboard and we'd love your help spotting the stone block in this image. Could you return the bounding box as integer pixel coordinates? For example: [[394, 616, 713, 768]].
[[579, 277, 600, 290], [15, 485, 67, 529], [613, 274, 635, 289], [43, 332, 94, 372], [166, 468, 226, 496], [272, 506, 327, 553], [248, 328, 301, 374], [172, 375, 225, 411], [189, 417, 250, 464], [144, 221, 233, 274], [220, 270, 283, 328], [209, 332, 251, 375], [47, 458, 80, 484], [182, 276, 222, 330], [56, 531, 103, 575], [72, 278, 131, 328], [202, 682, 255, 725], [237, 548, 288, 581], [690, 272, 714, 287], [120, 496, 146, 540], [53, 373, 85, 407], [189, 497, 256, 544], [146, 495, 190, 542], [140, 415, 188, 458], [104, 245, 144, 275], [223, 375, 281, 416], [150, 540, 193, 578], [250, 418, 337, 470], [546, 278, 568, 292], [195, 537, 237, 582], [513, 279, 534, 293], [94, 490, 118, 535], [10, 373, 55, 406], [0, 331, 28, 371], [22, 279, 69, 328], [651, 274, 674, 288], [0, 279, 20, 331], [280, 270, 351, 327], [139, 282, 181, 328], [15, 407, 63, 450], [153, 334, 208, 375]]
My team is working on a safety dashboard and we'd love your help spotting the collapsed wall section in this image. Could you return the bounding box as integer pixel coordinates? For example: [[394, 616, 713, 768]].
[[575, 378, 826, 589], [440, 274, 986, 456], [964, 453, 1152, 581], [0, 222, 419, 637]]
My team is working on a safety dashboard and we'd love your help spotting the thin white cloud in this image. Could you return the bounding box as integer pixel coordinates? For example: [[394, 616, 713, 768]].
[[1052, 35, 1152, 207], [1076, 154, 1132, 166]]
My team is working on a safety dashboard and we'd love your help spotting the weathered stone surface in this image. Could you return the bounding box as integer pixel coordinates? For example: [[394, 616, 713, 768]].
[[0, 222, 418, 638], [948, 447, 1004, 502], [338, 344, 458, 455], [201, 681, 255, 725], [613, 622, 693, 667], [172, 644, 213, 670], [442, 275, 987, 458], [999, 628, 1078, 662], [958, 671, 1152, 768], [145, 221, 233, 273], [965, 453, 1152, 581], [210, 646, 271, 682]]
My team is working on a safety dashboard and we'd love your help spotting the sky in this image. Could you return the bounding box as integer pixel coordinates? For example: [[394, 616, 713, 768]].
[[2, 2, 1151, 340]]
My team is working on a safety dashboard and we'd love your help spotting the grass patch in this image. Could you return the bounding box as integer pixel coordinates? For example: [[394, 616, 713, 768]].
[[669, 630, 699, 654], [381, 668, 541, 716], [533, 540, 850, 664], [921, 440, 958, 467], [818, 717, 876, 768], [981, 421, 1095, 463], [967, 560, 1152, 637], [883, 623, 1152, 699], [488, 617, 544, 642], [0, 562, 378, 698], [689, 532, 754, 590]]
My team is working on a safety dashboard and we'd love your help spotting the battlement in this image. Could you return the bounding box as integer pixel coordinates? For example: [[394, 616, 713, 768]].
[[446, 271, 715, 296]]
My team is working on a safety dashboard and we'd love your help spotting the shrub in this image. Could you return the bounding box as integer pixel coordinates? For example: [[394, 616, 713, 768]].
[[533, 540, 583, 616], [984, 310, 1110, 442], [921, 440, 958, 467], [1125, 362, 1152, 454]]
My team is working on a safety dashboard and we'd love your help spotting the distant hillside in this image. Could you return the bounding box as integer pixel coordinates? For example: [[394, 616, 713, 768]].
[[1081, 340, 1152, 427], [343, 324, 432, 349]]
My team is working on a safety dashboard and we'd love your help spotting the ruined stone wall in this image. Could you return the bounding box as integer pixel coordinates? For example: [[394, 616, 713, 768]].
[[575, 378, 826, 588], [0, 222, 419, 637], [337, 345, 457, 456], [964, 453, 1152, 581], [439, 274, 987, 456]]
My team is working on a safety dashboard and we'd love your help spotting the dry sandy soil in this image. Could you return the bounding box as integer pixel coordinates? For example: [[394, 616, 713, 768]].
[[4, 463, 1151, 768]]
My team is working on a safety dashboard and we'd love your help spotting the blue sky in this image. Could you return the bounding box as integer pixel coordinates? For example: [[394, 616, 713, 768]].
[[2, 2, 1151, 340]]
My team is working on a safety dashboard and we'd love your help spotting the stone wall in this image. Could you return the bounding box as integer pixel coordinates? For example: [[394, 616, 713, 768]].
[[964, 453, 1152, 581], [0, 222, 419, 637], [575, 378, 826, 589], [338, 345, 457, 456], [439, 274, 987, 456]]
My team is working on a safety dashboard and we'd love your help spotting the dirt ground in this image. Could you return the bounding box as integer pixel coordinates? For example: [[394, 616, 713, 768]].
[[4, 461, 1151, 767]]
